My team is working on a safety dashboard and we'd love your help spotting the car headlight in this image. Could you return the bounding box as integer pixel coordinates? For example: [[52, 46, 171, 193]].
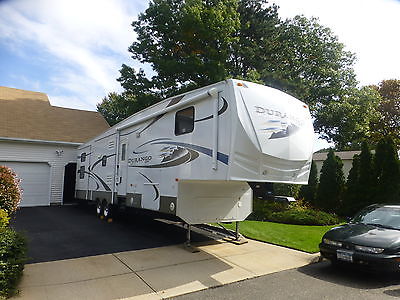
[[323, 238, 342, 247], [354, 245, 384, 254]]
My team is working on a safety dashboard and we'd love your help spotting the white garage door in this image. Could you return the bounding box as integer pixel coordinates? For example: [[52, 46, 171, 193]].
[[0, 162, 50, 207]]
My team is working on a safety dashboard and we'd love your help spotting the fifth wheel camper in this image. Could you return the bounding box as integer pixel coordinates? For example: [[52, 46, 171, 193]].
[[75, 79, 314, 231]]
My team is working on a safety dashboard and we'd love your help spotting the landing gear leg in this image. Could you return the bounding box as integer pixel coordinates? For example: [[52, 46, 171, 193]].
[[186, 224, 191, 247], [184, 223, 199, 253], [235, 221, 240, 241]]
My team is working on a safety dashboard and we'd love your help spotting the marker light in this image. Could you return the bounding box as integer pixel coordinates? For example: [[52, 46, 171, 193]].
[[323, 238, 342, 247]]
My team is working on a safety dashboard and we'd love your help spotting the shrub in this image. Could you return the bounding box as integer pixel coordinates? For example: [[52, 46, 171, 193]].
[[0, 209, 9, 229], [250, 198, 340, 225], [0, 228, 27, 298], [268, 207, 340, 225], [0, 166, 22, 215], [250, 198, 288, 221]]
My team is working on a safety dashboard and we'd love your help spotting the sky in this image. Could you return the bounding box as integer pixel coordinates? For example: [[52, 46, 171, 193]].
[[1, 0, 400, 150]]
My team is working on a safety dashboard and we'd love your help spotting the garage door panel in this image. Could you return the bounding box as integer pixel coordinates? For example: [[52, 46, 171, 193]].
[[0, 162, 50, 207]]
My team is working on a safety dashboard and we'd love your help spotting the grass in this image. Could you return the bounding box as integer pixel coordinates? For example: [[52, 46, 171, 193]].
[[222, 220, 339, 253]]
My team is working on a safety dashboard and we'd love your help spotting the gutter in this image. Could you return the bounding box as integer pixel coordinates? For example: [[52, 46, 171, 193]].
[[0, 136, 82, 146]]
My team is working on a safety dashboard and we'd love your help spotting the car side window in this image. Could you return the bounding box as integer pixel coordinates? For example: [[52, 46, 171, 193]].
[[175, 107, 194, 135]]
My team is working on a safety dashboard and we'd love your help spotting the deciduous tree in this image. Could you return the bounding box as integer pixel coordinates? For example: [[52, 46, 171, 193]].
[[315, 87, 381, 150], [99, 0, 360, 136], [370, 79, 400, 147]]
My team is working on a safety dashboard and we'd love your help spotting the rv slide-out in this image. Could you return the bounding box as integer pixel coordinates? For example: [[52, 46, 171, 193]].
[[75, 79, 314, 224]]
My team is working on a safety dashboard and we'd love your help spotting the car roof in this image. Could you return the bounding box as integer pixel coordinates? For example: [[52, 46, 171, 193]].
[[370, 204, 400, 209]]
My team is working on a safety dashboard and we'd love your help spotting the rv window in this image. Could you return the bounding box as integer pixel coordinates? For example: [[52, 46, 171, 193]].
[[102, 155, 107, 166], [81, 153, 86, 162], [79, 166, 85, 179], [175, 107, 194, 135], [121, 144, 126, 161]]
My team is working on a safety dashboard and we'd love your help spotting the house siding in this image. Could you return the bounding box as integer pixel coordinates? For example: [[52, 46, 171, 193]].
[[0, 141, 78, 205]]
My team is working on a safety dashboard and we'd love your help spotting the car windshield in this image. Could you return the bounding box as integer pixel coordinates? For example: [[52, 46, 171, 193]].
[[351, 206, 400, 230]]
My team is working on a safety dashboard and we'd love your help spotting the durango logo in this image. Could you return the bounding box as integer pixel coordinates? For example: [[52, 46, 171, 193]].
[[128, 156, 152, 165], [254, 106, 287, 119]]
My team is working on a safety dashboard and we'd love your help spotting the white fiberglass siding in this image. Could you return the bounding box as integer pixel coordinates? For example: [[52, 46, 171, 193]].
[[0, 141, 78, 206]]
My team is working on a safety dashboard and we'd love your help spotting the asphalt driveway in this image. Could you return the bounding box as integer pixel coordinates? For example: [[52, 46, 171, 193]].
[[173, 261, 400, 300], [11, 205, 207, 263]]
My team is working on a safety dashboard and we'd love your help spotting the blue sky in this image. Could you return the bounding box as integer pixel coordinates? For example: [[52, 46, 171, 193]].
[[1, 0, 400, 150]]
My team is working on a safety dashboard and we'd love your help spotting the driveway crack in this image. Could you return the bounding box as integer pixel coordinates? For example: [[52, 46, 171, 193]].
[[112, 253, 158, 294]]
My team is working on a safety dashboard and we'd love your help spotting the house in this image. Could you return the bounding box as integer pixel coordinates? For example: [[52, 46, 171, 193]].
[[313, 149, 400, 180], [313, 151, 360, 179], [0, 86, 109, 207]]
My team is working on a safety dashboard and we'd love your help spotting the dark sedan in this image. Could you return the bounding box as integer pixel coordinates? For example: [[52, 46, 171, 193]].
[[320, 204, 400, 272]]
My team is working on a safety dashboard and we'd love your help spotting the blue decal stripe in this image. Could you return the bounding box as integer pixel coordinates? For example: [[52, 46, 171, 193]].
[[261, 127, 280, 130], [152, 141, 229, 165]]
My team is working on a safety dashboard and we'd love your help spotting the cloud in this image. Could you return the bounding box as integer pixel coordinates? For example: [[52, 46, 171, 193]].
[[0, 0, 145, 109], [273, 0, 400, 86]]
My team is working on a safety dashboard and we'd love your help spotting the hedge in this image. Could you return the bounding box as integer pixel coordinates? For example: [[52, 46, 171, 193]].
[[251, 199, 341, 225], [0, 228, 27, 299]]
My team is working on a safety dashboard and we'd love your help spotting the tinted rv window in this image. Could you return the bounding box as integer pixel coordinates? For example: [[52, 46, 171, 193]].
[[121, 144, 126, 161], [81, 153, 86, 162], [101, 155, 107, 166], [79, 166, 85, 179], [175, 107, 194, 135]]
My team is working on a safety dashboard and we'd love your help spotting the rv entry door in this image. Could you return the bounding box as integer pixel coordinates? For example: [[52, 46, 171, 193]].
[[117, 138, 129, 196]]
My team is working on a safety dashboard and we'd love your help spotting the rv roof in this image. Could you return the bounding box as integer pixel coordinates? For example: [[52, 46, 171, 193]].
[[81, 79, 229, 146]]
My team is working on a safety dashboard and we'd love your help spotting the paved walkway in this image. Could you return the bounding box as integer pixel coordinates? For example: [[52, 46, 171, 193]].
[[14, 239, 318, 300]]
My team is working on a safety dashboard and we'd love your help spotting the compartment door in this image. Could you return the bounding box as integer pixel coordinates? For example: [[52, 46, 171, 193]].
[[117, 138, 129, 196]]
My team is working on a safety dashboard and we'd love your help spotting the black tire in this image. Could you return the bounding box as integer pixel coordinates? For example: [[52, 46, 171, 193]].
[[95, 200, 103, 217], [102, 201, 113, 221]]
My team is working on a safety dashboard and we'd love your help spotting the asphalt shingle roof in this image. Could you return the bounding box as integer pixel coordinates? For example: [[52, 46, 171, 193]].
[[0, 86, 109, 143]]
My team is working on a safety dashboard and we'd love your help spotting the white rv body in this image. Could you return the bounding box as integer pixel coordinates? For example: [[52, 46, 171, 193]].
[[75, 79, 314, 224]]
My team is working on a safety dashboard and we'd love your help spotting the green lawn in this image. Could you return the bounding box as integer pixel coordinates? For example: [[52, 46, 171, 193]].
[[222, 220, 339, 253]]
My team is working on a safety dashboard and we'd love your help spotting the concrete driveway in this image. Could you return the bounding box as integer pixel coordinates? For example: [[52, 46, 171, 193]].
[[14, 239, 318, 299]]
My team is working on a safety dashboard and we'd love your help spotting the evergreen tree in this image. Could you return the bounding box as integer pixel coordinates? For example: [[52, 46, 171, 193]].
[[299, 160, 318, 206], [373, 138, 386, 189], [374, 137, 400, 203], [342, 154, 360, 216], [316, 149, 345, 213], [358, 141, 373, 205]]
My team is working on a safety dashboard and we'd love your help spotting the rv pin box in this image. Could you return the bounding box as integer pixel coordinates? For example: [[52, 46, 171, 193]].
[[75, 79, 314, 225]]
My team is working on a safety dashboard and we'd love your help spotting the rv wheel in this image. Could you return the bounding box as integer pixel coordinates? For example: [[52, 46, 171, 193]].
[[103, 202, 113, 221], [96, 200, 103, 217]]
